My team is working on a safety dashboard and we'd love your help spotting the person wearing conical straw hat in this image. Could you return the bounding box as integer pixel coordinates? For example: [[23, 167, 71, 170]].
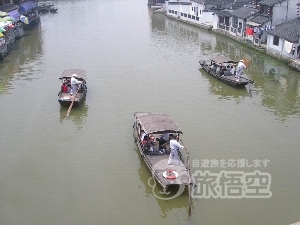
[[70, 74, 82, 96], [235, 59, 247, 81]]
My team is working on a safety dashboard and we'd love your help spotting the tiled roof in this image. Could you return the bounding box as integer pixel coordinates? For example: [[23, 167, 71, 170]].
[[0, 4, 18, 12], [214, 10, 232, 17], [192, 0, 206, 3], [250, 14, 271, 24], [223, 0, 252, 10], [259, 0, 286, 6], [231, 7, 259, 19], [231, 0, 253, 10], [192, 0, 234, 5], [268, 17, 300, 43]]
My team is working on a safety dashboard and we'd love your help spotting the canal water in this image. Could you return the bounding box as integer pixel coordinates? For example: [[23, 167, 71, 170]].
[[1, 0, 300, 224]]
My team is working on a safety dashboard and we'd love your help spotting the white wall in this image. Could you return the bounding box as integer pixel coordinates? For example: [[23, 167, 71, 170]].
[[272, 1, 288, 25], [287, 0, 300, 21], [267, 34, 284, 52], [199, 12, 214, 24], [213, 14, 219, 29]]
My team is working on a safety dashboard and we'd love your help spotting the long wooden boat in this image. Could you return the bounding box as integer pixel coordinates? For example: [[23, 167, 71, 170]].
[[133, 112, 193, 191], [38, 5, 58, 13], [199, 56, 254, 87], [38, 1, 58, 13], [58, 69, 87, 107]]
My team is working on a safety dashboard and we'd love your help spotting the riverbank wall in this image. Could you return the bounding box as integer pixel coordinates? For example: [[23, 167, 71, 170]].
[[165, 14, 300, 72]]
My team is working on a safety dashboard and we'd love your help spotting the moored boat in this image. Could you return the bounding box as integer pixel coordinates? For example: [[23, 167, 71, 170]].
[[199, 56, 254, 87], [37, 1, 58, 13], [133, 112, 193, 192], [58, 69, 87, 107]]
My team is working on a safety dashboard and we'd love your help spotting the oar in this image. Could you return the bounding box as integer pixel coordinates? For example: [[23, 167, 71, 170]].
[[180, 139, 192, 217], [65, 85, 81, 117]]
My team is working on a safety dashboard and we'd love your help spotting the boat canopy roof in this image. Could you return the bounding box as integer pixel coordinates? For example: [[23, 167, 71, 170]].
[[210, 56, 237, 64], [134, 112, 182, 135], [59, 69, 86, 80]]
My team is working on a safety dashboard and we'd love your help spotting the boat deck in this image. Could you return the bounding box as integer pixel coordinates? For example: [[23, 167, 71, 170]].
[[144, 153, 191, 187], [217, 74, 251, 83], [59, 92, 83, 102]]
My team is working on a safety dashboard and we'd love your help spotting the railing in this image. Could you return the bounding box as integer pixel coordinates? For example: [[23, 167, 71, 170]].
[[218, 23, 231, 32]]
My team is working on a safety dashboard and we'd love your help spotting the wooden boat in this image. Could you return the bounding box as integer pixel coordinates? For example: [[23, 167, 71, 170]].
[[199, 56, 254, 87], [48, 6, 58, 13], [58, 69, 87, 107], [38, 1, 58, 13], [133, 112, 193, 191]]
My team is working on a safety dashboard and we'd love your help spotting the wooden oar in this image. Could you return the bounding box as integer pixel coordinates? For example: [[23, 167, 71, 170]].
[[180, 139, 192, 217], [65, 85, 81, 117]]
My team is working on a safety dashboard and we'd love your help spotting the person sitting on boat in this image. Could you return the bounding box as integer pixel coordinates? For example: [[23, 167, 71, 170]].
[[226, 65, 231, 72], [158, 133, 168, 147], [168, 134, 186, 166], [230, 65, 236, 75], [210, 63, 216, 72], [148, 135, 156, 152], [220, 66, 227, 76], [215, 65, 221, 74], [142, 135, 149, 151], [70, 74, 82, 96], [61, 82, 68, 93], [235, 60, 247, 80]]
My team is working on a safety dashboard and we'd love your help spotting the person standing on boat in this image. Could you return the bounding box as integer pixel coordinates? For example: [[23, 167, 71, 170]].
[[70, 74, 82, 96], [168, 134, 186, 166], [235, 60, 247, 80]]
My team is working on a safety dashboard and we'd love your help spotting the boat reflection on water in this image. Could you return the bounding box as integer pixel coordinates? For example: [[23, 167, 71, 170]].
[[136, 147, 193, 219], [59, 101, 89, 128], [199, 68, 250, 100]]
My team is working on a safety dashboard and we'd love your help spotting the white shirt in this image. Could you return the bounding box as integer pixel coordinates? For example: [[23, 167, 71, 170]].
[[170, 139, 184, 151], [230, 67, 236, 74], [237, 62, 246, 70], [71, 77, 81, 85]]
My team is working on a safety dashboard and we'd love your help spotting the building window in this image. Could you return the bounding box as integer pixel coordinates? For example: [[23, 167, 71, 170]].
[[184, 13, 187, 17], [196, 17, 199, 21], [169, 9, 171, 13], [192, 7, 193, 11], [273, 36, 279, 46], [181, 12, 183, 16], [188, 14, 191, 18], [192, 15, 195, 20]]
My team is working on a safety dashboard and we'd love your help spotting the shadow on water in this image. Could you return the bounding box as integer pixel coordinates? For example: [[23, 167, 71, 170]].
[[0, 23, 43, 94], [199, 68, 249, 100], [134, 146, 193, 219], [59, 101, 89, 128]]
